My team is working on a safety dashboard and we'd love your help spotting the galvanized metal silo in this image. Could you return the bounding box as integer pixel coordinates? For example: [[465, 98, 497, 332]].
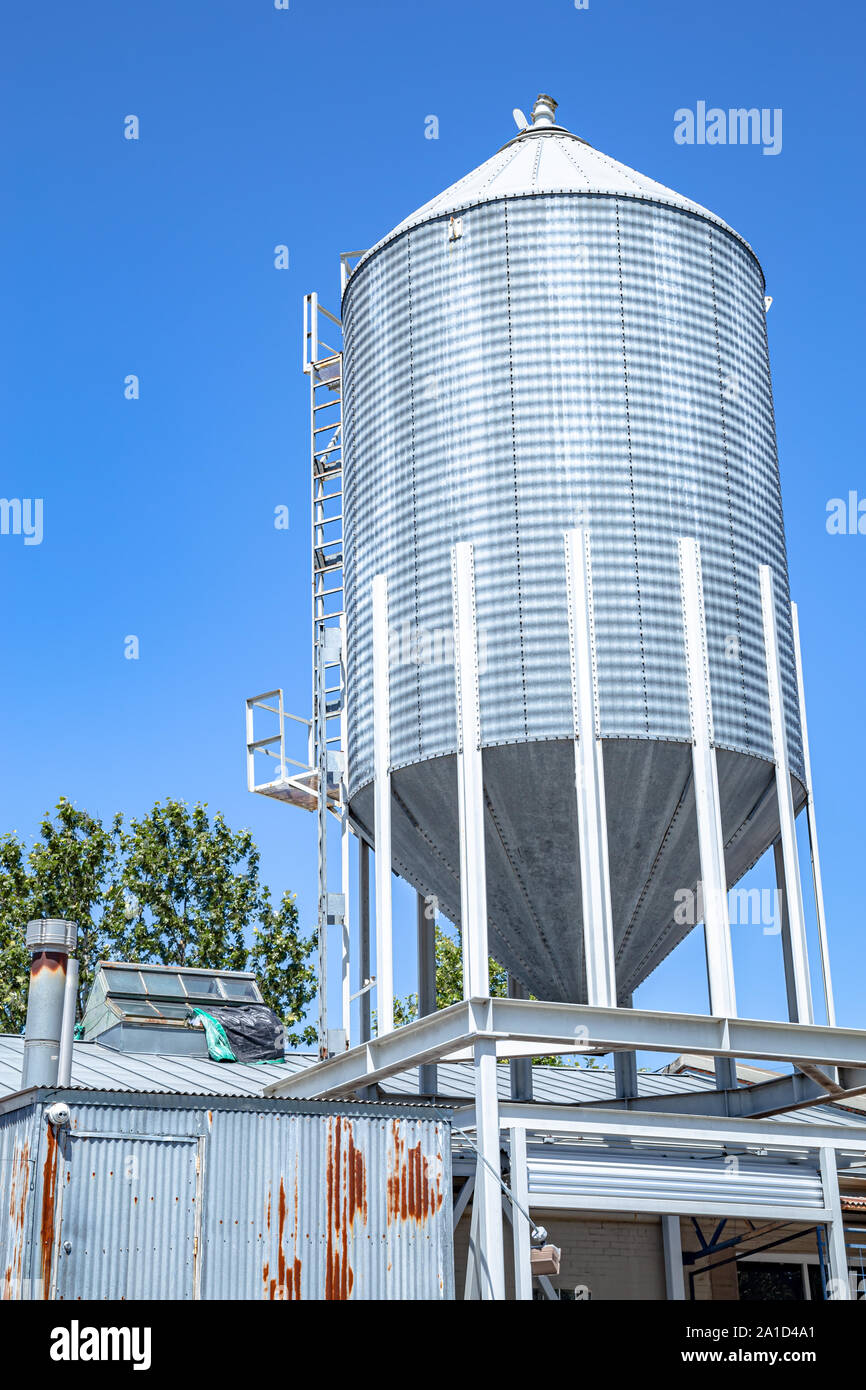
[[342, 95, 806, 1008]]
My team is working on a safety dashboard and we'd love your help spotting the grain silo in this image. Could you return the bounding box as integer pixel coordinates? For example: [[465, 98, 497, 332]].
[[341, 94, 805, 1011]]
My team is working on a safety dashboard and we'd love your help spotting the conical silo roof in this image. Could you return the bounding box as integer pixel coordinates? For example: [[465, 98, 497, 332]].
[[355, 93, 750, 271]]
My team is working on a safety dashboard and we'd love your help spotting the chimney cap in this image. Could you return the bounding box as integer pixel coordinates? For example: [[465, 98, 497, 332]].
[[26, 918, 78, 953]]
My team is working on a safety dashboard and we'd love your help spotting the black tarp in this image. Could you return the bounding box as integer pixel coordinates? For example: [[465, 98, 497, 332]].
[[197, 1003, 285, 1063]]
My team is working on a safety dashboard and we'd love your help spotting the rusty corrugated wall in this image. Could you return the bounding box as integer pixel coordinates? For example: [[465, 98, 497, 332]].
[[0, 1091, 453, 1301]]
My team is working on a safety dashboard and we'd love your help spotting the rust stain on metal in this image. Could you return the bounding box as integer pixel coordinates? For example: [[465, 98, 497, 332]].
[[39, 1125, 60, 1297], [324, 1116, 367, 1301], [30, 951, 66, 978], [2, 1142, 30, 1300], [387, 1122, 443, 1226], [263, 1161, 302, 1300]]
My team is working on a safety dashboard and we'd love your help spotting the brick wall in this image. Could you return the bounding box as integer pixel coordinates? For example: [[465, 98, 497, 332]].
[[454, 1206, 667, 1300], [454, 1204, 837, 1300]]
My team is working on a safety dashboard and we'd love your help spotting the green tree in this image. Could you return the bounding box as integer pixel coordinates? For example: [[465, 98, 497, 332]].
[[0, 797, 316, 1045]]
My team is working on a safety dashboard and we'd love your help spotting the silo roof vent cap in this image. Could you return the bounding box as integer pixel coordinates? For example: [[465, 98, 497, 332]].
[[531, 94, 558, 127]]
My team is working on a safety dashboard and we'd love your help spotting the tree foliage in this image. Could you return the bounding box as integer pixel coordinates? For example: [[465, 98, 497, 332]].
[[0, 798, 316, 1044]]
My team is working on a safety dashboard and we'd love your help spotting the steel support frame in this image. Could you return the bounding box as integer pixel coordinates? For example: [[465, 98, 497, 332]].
[[265, 996, 866, 1101]]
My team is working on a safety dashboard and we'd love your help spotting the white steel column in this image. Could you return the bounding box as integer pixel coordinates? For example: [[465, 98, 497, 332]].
[[773, 838, 799, 1023], [819, 1147, 851, 1299], [662, 1214, 686, 1300], [564, 528, 617, 1009], [340, 614, 351, 1043], [417, 892, 437, 1096], [451, 542, 489, 999], [791, 602, 836, 1026], [371, 573, 394, 1036], [760, 566, 813, 1025], [678, 537, 736, 1018], [473, 1039, 506, 1302], [451, 540, 505, 1300], [358, 839, 371, 1045], [509, 1126, 533, 1301]]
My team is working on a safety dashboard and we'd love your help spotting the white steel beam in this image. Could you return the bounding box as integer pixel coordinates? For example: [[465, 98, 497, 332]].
[[264, 997, 866, 1099], [760, 565, 813, 1024], [791, 601, 836, 1027], [521, 1192, 831, 1222], [460, 1097, 866, 1154], [371, 573, 394, 1036], [451, 542, 489, 999], [819, 1147, 851, 1299], [679, 537, 736, 1018], [508, 1127, 533, 1301], [565, 528, 617, 1008]]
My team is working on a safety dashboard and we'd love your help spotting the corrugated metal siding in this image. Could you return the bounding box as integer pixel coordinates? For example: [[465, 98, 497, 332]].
[[0, 1105, 36, 1300], [56, 1129, 199, 1301], [201, 1109, 452, 1300], [527, 1143, 825, 1211], [4, 1097, 453, 1301]]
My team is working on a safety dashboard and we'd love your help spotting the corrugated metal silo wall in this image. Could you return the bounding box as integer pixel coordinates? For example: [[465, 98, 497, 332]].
[[343, 193, 802, 792], [0, 1094, 453, 1301]]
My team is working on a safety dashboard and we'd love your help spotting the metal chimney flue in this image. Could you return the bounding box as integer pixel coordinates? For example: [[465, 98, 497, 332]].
[[21, 918, 78, 1089]]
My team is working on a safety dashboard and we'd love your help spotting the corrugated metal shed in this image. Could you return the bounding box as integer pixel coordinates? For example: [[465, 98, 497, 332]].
[[0, 1089, 453, 1302]]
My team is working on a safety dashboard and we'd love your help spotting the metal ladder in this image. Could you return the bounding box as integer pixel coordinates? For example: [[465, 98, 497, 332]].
[[305, 292, 350, 1058]]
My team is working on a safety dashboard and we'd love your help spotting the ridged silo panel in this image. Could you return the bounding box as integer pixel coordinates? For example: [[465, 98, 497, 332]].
[[405, 210, 517, 764]]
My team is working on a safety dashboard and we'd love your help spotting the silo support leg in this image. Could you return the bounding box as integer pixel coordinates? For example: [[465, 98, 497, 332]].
[[371, 573, 394, 1036], [791, 601, 836, 1027], [451, 542, 490, 1000], [760, 566, 814, 1025], [678, 538, 737, 1018], [564, 528, 617, 1009], [417, 892, 437, 1096], [358, 839, 371, 1046]]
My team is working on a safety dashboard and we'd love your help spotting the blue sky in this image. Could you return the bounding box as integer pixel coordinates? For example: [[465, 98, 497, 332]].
[[1, 0, 863, 1050]]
